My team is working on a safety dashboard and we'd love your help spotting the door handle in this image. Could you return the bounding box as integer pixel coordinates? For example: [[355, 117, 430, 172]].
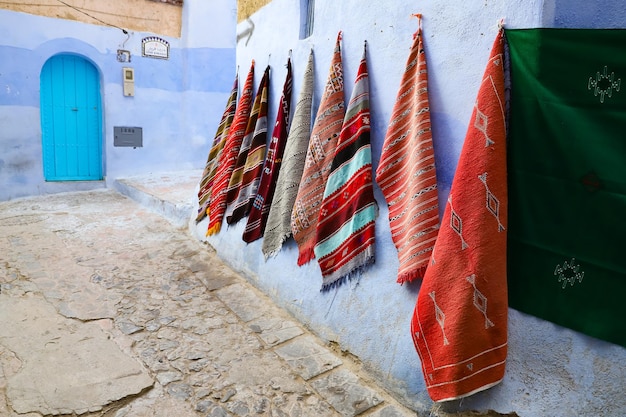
[[71, 108, 78, 111]]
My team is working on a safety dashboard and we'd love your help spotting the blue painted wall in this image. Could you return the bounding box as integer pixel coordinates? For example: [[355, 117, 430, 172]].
[[195, 0, 626, 415], [552, 0, 626, 28], [3, 0, 625, 414], [0, 0, 236, 201]]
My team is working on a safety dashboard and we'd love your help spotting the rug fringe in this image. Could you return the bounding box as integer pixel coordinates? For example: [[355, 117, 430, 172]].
[[206, 222, 222, 237], [396, 264, 427, 285], [320, 256, 375, 292], [321, 275, 351, 292], [195, 204, 208, 223], [262, 232, 292, 261], [297, 247, 315, 266]]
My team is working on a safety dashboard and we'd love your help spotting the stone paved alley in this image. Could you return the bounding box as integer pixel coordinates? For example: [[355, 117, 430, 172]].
[[0, 181, 417, 417]]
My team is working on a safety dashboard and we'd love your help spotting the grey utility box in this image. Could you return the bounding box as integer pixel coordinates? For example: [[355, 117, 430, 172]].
[[114, 126, 143, 147]]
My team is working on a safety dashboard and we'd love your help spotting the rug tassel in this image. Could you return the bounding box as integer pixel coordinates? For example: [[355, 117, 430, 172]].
[[297, 247, 316, 266], [206, 222, 222, 237], [320, 255, 374, 292], [263, 232, 292, 261], [321, 275, 350, 292], [396, 264, 428, 285]]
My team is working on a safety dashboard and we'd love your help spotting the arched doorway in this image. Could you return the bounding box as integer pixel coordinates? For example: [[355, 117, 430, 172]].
[[40, 54, 103, 181]]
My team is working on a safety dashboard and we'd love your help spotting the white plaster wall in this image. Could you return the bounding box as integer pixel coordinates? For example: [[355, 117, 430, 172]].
[[182, 0, 237, 49], [196, 0, 626, 415]]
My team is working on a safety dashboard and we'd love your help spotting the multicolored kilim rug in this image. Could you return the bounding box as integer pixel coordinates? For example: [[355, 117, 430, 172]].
[[411, 29, 508, 402], [243, 57, 293, 243], [207, 61, 255, 236], [375, 19, 440, 284], [506, 28, 626, 349], [291, 32, 345, 266], [196, 73, 238, 223], [314, 42, 377, 290], [262, 51, 314, 259], [225, 66, 270, 225]]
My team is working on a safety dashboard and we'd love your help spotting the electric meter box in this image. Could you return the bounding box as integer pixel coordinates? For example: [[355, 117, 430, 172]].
[[114, 126, 143, 147]]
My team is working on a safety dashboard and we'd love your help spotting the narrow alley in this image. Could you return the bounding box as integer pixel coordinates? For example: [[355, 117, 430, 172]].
[[0, 177, 415, 417]]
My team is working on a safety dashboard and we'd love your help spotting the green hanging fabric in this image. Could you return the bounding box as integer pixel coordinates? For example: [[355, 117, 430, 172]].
[[506, 28, 626, 348]]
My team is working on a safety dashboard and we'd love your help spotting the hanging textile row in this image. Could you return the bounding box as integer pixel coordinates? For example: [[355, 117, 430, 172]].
[[195, 15, 626, 402], [194, 17, 506, 402]]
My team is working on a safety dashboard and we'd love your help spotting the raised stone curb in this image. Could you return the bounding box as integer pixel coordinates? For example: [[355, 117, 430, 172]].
[[248, 316, 304, 347], [274, 335, 344, 380], [215, 282, 272, 323], [310, 368, 383, 416]]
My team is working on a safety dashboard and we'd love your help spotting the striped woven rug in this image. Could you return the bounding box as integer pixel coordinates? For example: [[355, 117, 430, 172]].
[[196, 74, 238, 223], [375, 19, 440, 284], [243, 57, 293, 243], [225, 66, 270, 225], [314, 42, 377, 290], [207, 61, 255, 236], [262, 51, 314, 259], [291, 32, 345, 266]]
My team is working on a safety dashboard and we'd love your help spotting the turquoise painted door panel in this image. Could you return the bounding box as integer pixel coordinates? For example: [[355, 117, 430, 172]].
[[41, 55, 102, 180]]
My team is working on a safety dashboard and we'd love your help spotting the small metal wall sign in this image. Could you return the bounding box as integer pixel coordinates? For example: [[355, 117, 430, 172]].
[[114, 126, 143, 148], [142, 37, 169, 60]]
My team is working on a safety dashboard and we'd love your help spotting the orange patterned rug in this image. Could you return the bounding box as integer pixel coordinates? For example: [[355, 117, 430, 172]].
[[411, 29, 508, 401], [375, 17, 440, 284]]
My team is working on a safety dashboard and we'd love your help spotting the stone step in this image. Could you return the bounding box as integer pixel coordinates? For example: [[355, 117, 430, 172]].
[[112, 170, 202, 228]]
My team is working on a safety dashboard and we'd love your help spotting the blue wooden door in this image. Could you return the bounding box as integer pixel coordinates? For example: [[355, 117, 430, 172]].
[[40, 55, 102, 181]]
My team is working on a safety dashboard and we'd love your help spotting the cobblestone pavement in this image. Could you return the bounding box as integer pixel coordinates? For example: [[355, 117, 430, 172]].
[[0, 189, 416, 417]]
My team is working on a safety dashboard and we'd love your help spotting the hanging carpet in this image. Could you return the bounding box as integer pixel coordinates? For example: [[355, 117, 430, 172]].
[[411, 29, 508, 402], [506, 28, 626, 349], [314, 42, 377, 290], [291, 32, 345, 266], [226, 65, 270, 225], [196, 73, 238, 223], [375, 20, 440, 284], [243, 57, 293, 243], [262, 51, 314, 259], [207, 61, 255, 236]]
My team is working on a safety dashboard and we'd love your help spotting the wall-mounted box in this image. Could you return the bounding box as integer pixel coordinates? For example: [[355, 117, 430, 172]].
[[123, 67, 135, 96], [114, 126, 143, 148]]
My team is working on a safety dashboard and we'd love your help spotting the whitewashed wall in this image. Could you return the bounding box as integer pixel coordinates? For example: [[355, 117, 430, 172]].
[[196, 0, 626, 415]]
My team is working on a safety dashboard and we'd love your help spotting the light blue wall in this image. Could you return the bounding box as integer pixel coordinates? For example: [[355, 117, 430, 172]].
[[195, 0, 626, 415], [0, 0, 236, 201], [551, 0, 626, 28]]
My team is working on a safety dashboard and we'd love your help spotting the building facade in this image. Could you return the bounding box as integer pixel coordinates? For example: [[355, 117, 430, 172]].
[[0, 0, 235, 201], [197, 0, 626, 415], [2, 0, 625, 415]]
